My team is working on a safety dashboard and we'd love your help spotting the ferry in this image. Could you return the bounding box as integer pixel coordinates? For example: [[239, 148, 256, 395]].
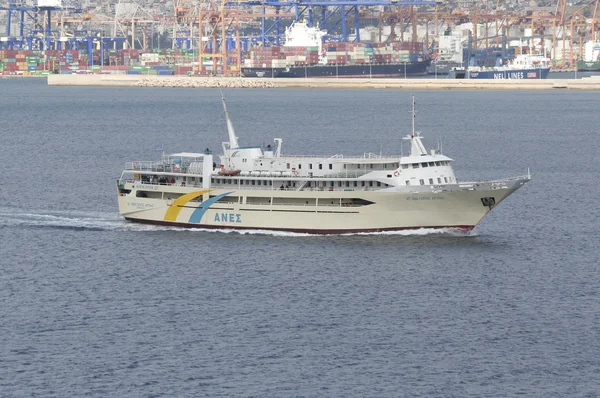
[[116, 96, 530, 234]]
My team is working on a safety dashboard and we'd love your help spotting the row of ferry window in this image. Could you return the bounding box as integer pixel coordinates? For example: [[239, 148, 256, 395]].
[[211, 177, 452, 186], [402, 161, 450, 169], [212, 178, 390, 188], [283, 160, 450, 171], [406, 176, 455, 186], [285, 163, 401, 170]]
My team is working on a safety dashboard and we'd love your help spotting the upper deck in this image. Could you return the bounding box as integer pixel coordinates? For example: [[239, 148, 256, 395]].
[[120, 95, 458, 189]]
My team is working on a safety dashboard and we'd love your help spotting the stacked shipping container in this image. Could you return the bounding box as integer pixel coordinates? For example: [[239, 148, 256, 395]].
[[324, 42, 424, 65], [0, 42, 427, 76], [242, 41, 425, 68], [0, 49, 144, 75], [242, 47, 286, 68]]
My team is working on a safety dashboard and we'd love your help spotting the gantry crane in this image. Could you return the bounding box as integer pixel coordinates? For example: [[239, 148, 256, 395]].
[[106, 0, 156, 51], [0, 0, 83, 50], [552, 0, 600, 63], [193, 0, 439, 76]]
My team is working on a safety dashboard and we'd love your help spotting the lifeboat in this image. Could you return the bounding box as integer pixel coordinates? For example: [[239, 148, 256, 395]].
[[217, 164, 242, 176], [218, 169, 242, 176]]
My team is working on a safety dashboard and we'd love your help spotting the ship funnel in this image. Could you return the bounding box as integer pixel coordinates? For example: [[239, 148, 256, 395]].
[[220, 90, 239, 149]]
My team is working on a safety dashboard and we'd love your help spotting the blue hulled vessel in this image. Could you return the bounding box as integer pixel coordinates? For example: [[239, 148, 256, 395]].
[[242, 60, 430, 78], [448, 53, 551, 79]]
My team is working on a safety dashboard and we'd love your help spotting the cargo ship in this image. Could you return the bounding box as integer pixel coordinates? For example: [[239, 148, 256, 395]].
[[116, 95, 530, 234], [426, 30, 465, 76], [576, 39, 600, 72], [241, 22, 429, 78], [426, 49, 514, 76], [242, 60, 429, 78], [426, 60, 462, 76], [447, 53, 551, 79]]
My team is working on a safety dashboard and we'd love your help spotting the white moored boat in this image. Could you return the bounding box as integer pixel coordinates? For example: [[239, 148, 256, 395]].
[[117, 95, 530, 234]]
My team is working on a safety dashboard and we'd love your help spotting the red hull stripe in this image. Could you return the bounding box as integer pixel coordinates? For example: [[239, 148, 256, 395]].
[[124, 217, 474, 235]]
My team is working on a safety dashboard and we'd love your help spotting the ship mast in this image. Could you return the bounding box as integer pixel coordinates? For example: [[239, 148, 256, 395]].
[[411, 95, 415, 137], [403, 95, 427, 156], [220, 90, 239, 149]]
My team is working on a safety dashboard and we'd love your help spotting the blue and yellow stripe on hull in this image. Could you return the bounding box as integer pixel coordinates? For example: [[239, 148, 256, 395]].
[[163, 190, 234, 224]]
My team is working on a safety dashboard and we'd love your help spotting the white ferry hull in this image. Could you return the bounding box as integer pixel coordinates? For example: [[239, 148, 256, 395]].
[[117, 95, 530, 234], [117, 178, 528, 234]]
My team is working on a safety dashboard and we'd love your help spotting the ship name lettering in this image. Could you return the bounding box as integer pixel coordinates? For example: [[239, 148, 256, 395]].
[[139, 184, 159, 191], [407, 196, 445, 201], [494, 72, 525, 80], [127, 201, 154, 208], [214, 212, 242, 223]]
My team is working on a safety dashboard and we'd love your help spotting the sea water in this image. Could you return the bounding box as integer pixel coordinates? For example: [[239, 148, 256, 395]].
[[1, 79, 599, 396]]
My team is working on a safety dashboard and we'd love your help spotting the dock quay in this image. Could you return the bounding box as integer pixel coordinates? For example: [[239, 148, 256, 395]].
[[47, 74, 600, 90]]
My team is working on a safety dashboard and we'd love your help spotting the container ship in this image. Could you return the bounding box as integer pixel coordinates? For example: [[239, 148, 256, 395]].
[[426, 47, 516, 76], [241, 22, 429, 78], [426, 29, 466, 76], [241, 59, 430, 78]]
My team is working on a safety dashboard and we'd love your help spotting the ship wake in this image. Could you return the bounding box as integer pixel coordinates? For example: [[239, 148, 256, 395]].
[[0, 208, 152, 232], [341, 228, 474, 237], [0, 208, 475, 237]]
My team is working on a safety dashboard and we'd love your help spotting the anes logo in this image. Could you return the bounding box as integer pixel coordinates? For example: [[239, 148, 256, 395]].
[[214, 213, 242, 223]]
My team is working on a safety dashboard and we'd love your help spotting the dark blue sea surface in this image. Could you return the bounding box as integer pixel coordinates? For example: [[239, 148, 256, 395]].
[[1, 79, 599, 397]]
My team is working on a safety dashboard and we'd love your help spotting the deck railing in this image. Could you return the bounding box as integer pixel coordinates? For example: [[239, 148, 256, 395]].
[[124, 165, 388, 179], [462, 174, 531, 185], [126, 162, 188, 173], [118, 178, 378, 192]]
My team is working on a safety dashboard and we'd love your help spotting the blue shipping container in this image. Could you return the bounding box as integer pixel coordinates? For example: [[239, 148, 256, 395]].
[[127, 70, 142, 75], [152, 65, 170, 71], [157, 70, 174, 75]]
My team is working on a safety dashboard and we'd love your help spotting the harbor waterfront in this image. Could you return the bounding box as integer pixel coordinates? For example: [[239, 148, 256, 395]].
[[47, 73, 600, 90]]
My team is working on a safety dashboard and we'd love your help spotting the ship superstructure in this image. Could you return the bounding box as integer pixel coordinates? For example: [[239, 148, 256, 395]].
[[117, 96, 530, 234], [427, 30, 465, 76], [576, 37, 600, 72]]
